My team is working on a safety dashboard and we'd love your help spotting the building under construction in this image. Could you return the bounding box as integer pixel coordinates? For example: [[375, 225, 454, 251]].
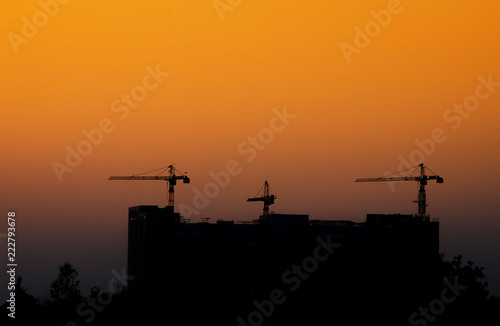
[[126, 208, 439, 325], [112, 166, 443, 325]]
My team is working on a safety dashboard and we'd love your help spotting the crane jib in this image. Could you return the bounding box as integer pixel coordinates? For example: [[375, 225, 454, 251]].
[[108, 164, 190, 207]]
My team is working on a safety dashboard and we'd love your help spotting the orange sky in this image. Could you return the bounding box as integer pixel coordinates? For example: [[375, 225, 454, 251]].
[[1, 0, 499, 297]]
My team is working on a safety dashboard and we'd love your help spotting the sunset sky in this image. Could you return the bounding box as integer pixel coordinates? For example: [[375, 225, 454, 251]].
[[1, 0, 499, 299]]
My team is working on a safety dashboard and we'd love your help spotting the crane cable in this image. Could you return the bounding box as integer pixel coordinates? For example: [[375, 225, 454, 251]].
[[379, 164, 420, 178], [135, 164, 185, 177], [381, 164, 440, 179], [252, 180, 273, 198]]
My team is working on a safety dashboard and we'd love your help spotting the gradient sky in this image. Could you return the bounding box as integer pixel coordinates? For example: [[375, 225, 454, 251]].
[[1, 0, 499, 300]]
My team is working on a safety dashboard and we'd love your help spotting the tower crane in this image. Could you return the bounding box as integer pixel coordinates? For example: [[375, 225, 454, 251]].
[[247, 180, 276, 216], [355, 163, 443, 216], [109, 164, 190, 208]]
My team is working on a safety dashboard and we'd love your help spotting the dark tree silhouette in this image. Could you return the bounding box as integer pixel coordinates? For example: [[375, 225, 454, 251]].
[[49, 262, 82, 307], [1, 276, 38, 323], [2, 257, 498, 326], [441, 254, 489, 297], [422, 254, 499, 326]]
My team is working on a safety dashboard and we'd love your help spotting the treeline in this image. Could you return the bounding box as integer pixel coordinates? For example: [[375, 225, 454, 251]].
[[2, 256, 500, 326]]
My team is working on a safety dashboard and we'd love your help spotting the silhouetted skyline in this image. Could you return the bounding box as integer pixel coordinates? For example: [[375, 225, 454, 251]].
[[1, 1, 500, 324]]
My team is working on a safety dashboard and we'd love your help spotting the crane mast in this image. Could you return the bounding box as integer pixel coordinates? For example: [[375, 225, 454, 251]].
[[355, 163, 443, 216]]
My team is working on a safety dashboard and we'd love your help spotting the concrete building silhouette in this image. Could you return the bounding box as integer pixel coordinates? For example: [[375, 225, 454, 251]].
[[127, 205, 440, 325]]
